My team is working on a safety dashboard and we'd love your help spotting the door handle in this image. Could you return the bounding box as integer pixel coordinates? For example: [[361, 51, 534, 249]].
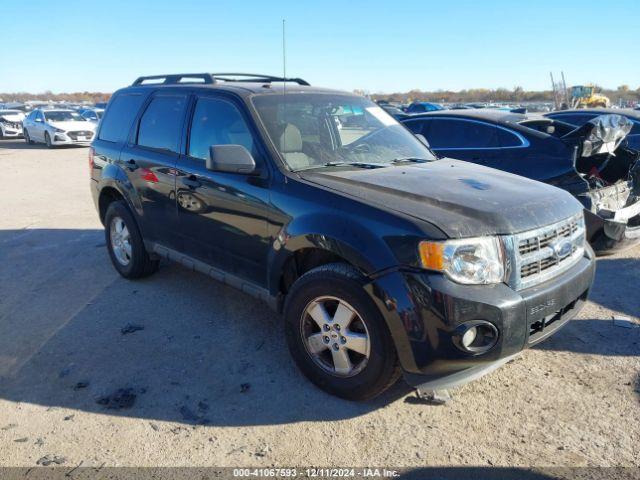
[[126, 159, 138, 171], [183, 175, 201, 189]]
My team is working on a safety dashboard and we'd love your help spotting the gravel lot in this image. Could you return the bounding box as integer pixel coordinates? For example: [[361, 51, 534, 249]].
[[0, 139, 638, 474]]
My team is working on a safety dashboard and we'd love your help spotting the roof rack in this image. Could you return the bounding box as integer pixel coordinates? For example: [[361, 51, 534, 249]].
[[131, 73, 309, 87], [211, 73, 310, 86], [132, 73, 216, 86]]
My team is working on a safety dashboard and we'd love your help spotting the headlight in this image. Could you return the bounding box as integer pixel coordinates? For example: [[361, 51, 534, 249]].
[[419, 237, 505, 285], [54, 127, 66, 133]]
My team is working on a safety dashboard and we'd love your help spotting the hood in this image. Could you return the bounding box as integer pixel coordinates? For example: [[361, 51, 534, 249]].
[[0, 113, 24, 123], [299, 159, 583, 238], [48, 120, 96, 131]]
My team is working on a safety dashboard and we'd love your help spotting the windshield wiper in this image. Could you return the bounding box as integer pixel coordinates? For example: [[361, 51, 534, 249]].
[[294, 161, 386, 172], [390, 157, 431, 164]]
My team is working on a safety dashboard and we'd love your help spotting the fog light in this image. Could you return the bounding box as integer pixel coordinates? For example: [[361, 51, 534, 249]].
[[453, 321, 498, 355], [461, 326, 477, 348]]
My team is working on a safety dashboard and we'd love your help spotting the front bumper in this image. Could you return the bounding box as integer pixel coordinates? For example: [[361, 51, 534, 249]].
[[1, 125, 23, 137], [364, 246, 596, 390], [51, 132, 94, 146]]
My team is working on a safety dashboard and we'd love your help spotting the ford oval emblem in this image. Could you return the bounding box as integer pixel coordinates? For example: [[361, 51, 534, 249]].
[[552, 239, 572, 259]]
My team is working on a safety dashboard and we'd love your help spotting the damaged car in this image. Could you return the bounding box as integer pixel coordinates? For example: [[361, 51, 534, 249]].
[[0, 109, 25, 138], [402, 110, 640, 254], [544, 108, 640, 151]]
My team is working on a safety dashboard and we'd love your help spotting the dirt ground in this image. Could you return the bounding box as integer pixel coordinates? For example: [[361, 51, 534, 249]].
[[0, 139, 638, 474]]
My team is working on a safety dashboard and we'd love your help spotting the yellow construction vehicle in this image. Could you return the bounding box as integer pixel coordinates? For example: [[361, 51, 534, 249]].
[[570, 85, 610, 108]]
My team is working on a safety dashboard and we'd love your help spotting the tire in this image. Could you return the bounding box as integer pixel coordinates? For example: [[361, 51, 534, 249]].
[[104, 200, 159, 279], [24, 130, 34, 144], [44, 132, 53, 148], [284, 263, 400, 400]]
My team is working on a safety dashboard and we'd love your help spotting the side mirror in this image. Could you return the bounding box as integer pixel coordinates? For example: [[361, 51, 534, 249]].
[[415, 133, 430, 148], [207, 145, 257, 174], [35, 118, 43, 123]]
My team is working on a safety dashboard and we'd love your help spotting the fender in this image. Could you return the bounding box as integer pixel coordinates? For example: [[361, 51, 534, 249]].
[[97, 162, 144, 220], [267, 212, 399, 297]]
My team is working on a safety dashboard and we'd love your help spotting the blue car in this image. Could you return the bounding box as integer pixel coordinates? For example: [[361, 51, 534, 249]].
[[544, 108, 640, 151], [401, 109, 640, 254], [404, 102, 443, 113]]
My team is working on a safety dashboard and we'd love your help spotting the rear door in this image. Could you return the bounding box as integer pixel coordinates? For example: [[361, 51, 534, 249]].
[[118, 92, 188, 249], [92, 91, 148, 185], [175, 93, 271, 286]]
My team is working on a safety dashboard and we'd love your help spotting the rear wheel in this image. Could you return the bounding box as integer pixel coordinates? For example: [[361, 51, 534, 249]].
[[284, 263, 400, 400], [104, 200, 159, 279], [44, 132, 53, 148]]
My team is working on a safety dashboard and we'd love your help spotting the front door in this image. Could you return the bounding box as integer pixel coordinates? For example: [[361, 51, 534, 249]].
[[31, 111, 46, 141], [175, 94, 271, 287]]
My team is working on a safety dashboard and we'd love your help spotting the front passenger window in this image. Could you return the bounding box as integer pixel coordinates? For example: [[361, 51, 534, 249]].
[[188, 97, 258, 162]]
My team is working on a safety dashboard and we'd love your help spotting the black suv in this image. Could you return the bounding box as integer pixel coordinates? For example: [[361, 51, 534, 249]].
[[90, 73, 596, 400]]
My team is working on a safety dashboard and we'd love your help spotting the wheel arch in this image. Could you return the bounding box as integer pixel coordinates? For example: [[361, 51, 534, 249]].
[[96, 169, 143, 226], [268, 213, 399, 311]]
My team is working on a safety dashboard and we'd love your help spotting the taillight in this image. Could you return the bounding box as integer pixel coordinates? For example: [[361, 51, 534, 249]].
[[140, 167, 159, 183], [88, 147, 95, 174]]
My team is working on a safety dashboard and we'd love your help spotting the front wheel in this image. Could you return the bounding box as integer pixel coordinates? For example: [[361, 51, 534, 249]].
[[44, 132, 53, 148], [284, 263, 400, 400], [104, 200, 159, 279], [24, 130, 34, 144]]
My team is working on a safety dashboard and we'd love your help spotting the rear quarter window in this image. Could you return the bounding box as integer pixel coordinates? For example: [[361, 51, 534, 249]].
[[98, 93, 146, 143], [496, 127, 523, 147]]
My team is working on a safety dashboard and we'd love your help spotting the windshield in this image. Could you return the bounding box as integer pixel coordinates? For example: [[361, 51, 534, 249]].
[[252, 93, 435, 171], [0, 110, 21, 116], [43, 110, 85, 122]]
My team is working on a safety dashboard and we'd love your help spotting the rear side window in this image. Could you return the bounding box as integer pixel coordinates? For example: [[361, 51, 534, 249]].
[[188, 97, 258, 162], [137, 95, 187, 153], [427, 119, 498, 149], [98, 94, 146, 142]]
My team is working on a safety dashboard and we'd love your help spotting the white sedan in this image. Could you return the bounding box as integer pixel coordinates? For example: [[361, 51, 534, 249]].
[[22, 109, 96, 147], [0, 110, 25, 138]]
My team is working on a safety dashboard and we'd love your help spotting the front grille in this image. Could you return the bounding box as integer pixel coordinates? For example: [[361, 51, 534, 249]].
[[509, 214, 585, 290], [67, 131, 93, 140]]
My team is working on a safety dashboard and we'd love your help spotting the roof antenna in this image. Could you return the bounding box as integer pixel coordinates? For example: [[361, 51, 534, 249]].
[[282, 18, 288, 151], [282, 19, 287, 79]]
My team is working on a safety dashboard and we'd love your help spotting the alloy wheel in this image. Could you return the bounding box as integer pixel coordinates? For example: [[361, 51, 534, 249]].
[[110, 216, 132, 266], [300, 296, 371, 377]]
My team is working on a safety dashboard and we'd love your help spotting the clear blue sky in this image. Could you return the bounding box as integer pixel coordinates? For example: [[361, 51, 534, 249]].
[[1, 0, 639, 94]]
